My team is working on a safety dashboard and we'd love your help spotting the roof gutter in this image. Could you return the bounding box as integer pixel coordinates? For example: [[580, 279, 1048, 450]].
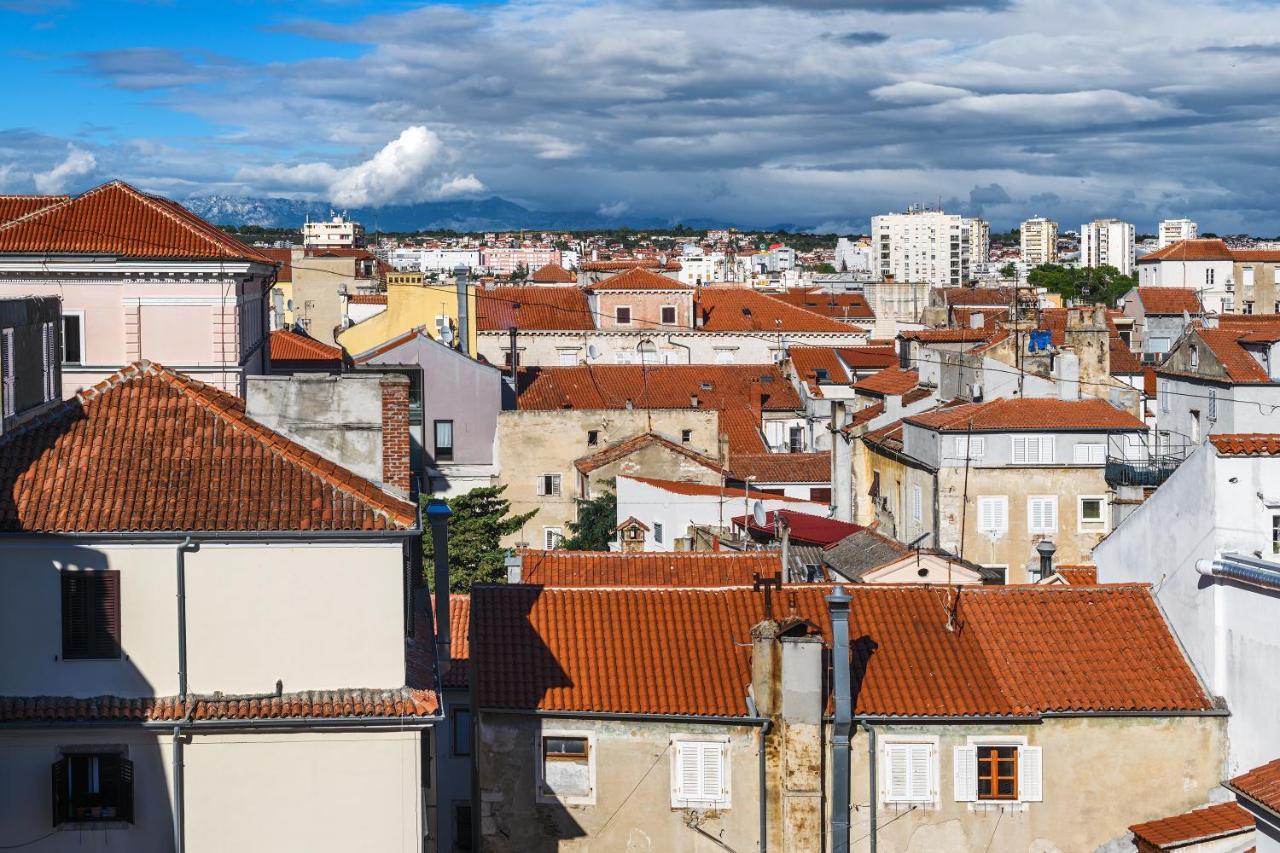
[[480, 707, 770, 727], [1197, 552, 1280, 593], [0, 528, 418, 543], [0, 716, 439, 732]]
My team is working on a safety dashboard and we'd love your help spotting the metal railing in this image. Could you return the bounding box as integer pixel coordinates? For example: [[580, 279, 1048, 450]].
[[1105, 455, 1185, 488]]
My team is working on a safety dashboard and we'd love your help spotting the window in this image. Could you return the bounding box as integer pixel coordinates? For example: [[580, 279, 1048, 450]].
[[977, 496, 1008, 538], [883, 742, 935, 804], [714, 350, 735, 364], [536, 474, 561, 497], [1011, 435, 1054, 464], [1245, 301, 1255, 315], [502, 350, 520, 369], [814, 368, 829, 381], [558, 351, 578, 366], [451, 707, 472, 756], [1206, 268, 1215, 286], [61, 571, 121, 660], [1, 327, 13, 418], [454, 803, 473, 850], [671, 739, 730, 809], [910, 485, 923, 524], [1223, 298, 1234, 313], [52, 752, 134, 825], [539, 733, 594, 803], [1190, 345, 1199, 368], [1273, 515, 1280, 555], [953, 436, 985, 460], [654, 521, 664, 544], [810, 487, 832, 503], [789, 426, 805, 453], [543, 527, 563, 549], [1027, 496, 1058, 534], [681, 429, 692, 443], [1072, 443, 1104, 464], [1208, 390, 1217, 421], [953, 742, 1041, 804], [615, 306, 632, 325], [587, 430, 599, 446], [661, 305, 677, 325], [434, 420, 454, 461], [1149, 337, 1171, 355], [1079, 496, 1106, 531], [62, 313, 83, 365]]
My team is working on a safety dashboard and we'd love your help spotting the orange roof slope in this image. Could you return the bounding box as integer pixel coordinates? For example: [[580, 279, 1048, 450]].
[[1136, 287, 1204, 315], [838, 346, 897, 370], [900, 327, 996, 344], [0, 361, 416, 532], [0, 194, 68, 223], [906, 397, 1146, 432], [269, 329, 344, 366], [696, 289, 854, 333], [581, 259, 680, 272], [530, 262, 576, 283], [0, 181, 272, 262], [1056, 566, 1098, 585], [518, 550, 783, 587], [729, 452, 830, 484], [259, 247, 293, 282], [575, 432, 725, 475], [624, 474, 813, 503], [788, 347, 851, 394], [517, 364, 801, 411], [476, 285, 594, 331], [440, 595, 471, 689], [1228, 758, 1280, 814], [1210, 434, 1280, 456], [855, 366, 920, 397], [770, 290, 874, 320], [471, 584, 1213, 717], [1138, 238, 1234, 263], [717, 407, 768, 454], [1194, 327, 1273, 383], [588, 267, 691, 291], [1130, 801, 1254, 849]]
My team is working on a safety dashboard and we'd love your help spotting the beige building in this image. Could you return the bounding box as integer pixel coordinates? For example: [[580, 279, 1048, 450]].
[[466, 582, 1226, 853], [1020, 216, 1058, 267], [1159, 217, 1198, 248], [275, 247, 386, 345]]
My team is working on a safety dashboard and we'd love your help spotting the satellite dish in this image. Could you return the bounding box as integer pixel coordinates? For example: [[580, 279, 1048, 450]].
[[752, 500, 767, 528], [440, 325, 455, 344], [587, 343, 601, 360]]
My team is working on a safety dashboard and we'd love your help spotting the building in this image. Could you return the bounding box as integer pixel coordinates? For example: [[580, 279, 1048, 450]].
[[0, 182, 277, 397], [276, 248, 387, 346], [302, 212, 364, 248], [338, 269, 478, 358], [1020, 217, 1058, 267], [468, 582, 1224, 852], [1121, 287, 1205, 359], [1226, 759, 1280, 852], [1159, 218, 1198, 249], [0, 361, 445, 851], [871, 208, 969, 287], [267, 328, 345, 373], [0, 296, 62, 433], [386, 247, 480, 273], [481, 246, 561, 276], [1080, 218, 1136, 276], [966, 217, 990, 267], [1137, 239, 1280, 316], [834, 237, 872, 273]]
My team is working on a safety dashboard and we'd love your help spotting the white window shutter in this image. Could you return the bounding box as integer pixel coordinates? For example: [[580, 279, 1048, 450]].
[[536, 477, 545, 497], [1012, 436, 1026, 463], [1019, 746, 1043, 802], [972, 437, 985, 459], [953, 746, 977, 802], [885, 744, 909, 800], [1044, 500, 1057, 531], [700, 743, 724, 803], [677, 742, 699, 802], [954, 436, 966, 459], [908, 744, 932, 801], [1039, 436, 1054, 463]]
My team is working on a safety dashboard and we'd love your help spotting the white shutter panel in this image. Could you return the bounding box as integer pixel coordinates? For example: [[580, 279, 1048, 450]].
[[954, 436, 967, 459], [1044, 499, 1057, 532], [1012, 436, 1026, 464], [971, 437, 984, 459], [536, 476, 545, 497], [908, 744, 932, 802], [552, 476, 561, 497], [993, 497, 1007, 534], [1072, 444, 1088, 464], [700, 743, 724, 804], [1039, 436, 1054, 463], [953, 746, 978, 802], [979, 498, 993, 533], [1018, 746, 1043, 802], [885, 744, 909, 801], [1028, 499, 1041, 532]]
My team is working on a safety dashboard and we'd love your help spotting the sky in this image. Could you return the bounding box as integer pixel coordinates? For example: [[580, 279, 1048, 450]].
[[2, 0, 1280, 232]]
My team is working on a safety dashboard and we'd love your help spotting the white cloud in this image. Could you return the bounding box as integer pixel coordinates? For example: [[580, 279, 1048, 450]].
[[870, 81, 973, 104], [598, 200, 631, 217], [34, 145, 96, 194]]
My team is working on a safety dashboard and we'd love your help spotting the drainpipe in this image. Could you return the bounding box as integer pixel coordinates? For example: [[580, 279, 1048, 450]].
[[665, 333, 692, 365], [826, 585, 853, 853], [173, 536, 194, 853], [758, 719, 771, 853], [862, 721, 877, 853], [1197, 552, 1280, 591], [426, 500, 453, 675]]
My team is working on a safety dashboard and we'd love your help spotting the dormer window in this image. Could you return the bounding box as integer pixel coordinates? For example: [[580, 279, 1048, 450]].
[[1189, 344, 1199, 368]]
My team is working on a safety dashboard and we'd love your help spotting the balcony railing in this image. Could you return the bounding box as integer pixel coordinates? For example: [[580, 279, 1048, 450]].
[[1105, 455, 1185, 488]]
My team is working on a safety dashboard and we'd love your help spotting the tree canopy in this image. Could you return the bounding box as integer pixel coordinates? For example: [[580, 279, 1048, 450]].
[[422, 485, 535, 592], [1026, 264, 1136, 307], [561, 480, 617, 551]]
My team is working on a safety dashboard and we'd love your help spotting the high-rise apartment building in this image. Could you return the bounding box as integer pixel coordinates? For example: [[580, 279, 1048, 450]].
[[302, 212, 365, 248], [1158, 218, 1198, 248], [871, 207, 969, 287], [966, 218, 990, 267], [1020, 217, 1058, 267], [1080, 218, 1136, 276]]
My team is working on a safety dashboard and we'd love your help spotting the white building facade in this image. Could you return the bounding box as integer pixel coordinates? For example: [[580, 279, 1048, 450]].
[[1080, 218, 1136, 276], [966, 218, 990, 267], [871, 209, 969, 287], [1020, 217, 1058, 267], [1159, 218, 1198, 249], [303, 213, 365, 248]]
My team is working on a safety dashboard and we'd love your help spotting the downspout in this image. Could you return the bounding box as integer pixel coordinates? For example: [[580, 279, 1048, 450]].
[[758, 718, 771, 853], [666, 333, 693, 365], [173, 536, 194, 853], [862, 721, 877, 853], [826, 585, 853, 853]]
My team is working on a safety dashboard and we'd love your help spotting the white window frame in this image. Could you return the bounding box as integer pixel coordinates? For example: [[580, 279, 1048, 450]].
[[1011, 434, 1054, 465], [61, 310, 85, 366], [615, 305, 632, 325], [952, 436, 985, 461], [536, 729, 596, 806], [881, 736, 938, 806], [954, 735, 1041, 807], [1027, 496, 1058, 535], [1071, 443, 1105, 465], [1077, 495, 1108, 532], [543, 527, 563, 549], [670, 735, 731, 809], [536, 474, 562, 497], [976, 496, 1008, 539]]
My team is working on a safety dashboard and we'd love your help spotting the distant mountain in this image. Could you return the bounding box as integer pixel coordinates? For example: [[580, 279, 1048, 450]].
[[182, 194, 748, 233]]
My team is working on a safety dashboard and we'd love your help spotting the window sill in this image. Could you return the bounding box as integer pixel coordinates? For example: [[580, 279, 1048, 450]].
[[60, 822, 131, 831], [968, 801, 1028, 813]]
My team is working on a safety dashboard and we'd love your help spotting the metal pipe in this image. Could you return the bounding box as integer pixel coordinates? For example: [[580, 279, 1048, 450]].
[[172, 725, 184, 853], [1198, 552, 1280, 592], [758, 719, 771, 853], [508, 326, 519, 384], [826, 585, 853, 853], [862, 721, 877, 853], [454, 265, 470, 355], [427, 500, 453, 674], [173, 535, 193, 853]]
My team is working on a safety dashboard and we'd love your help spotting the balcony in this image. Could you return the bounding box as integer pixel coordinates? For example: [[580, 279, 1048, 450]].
[[1105, 454, 1185, 488]]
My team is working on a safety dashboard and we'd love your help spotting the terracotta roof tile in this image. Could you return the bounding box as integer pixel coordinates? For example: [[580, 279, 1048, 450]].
[[476, 286, 594, 331], [769, 290, 874, 320], [1135, 287, 1205, 315], [587, 267, 692, 291], [1056, 567, 1098, 585], [904, 397, 1146, 433], [441, 595, 471, 689], [1210, 434, 1280, 456], [517, 364, 801, 412], [580, 259, 681, 272], [862, 419, 905, 453], [729, 452, 829, 484], [717, 407, 768, 453], [936, 287, 1030, 307], [1228, 758, 1280, 814], [1194, 327, 1273, 383], [837, 346, 897, 370], [530, 262, 576, 283], [844, 402, 885, 431], [1231, 249, 1280, 262], [472, 584, 1212, 717], [259, 247, 293, 282], [900, 327, 996, 343], [855, 366, 920, 397], [0, 194, 68, 222], [347, 293, 387, 305], [624, 474, 814, 503], [1130, 801, 1254, 848], [0, 182, 272, 263], [269, 329, 344, 368], [0, 361, 417, 531], [1138, 238, 1235, 263], [788, 347, 851, 395], [517, 550, 783, 588], [696, 289, 855, 333], [575, 432, 725, 475]]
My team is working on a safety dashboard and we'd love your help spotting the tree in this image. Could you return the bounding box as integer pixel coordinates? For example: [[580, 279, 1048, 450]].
[[999, 262, 1017, 280], [561, 480, 617, 550], [808, 262, 837, 274], [422, 485, 535, 592], [1027, 263, 1136, 307]]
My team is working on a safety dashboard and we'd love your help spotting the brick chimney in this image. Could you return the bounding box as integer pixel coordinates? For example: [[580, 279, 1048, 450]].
[[380, 373, 412, 496]]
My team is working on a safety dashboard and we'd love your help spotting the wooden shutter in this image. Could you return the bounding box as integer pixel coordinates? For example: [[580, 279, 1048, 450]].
[[1018, 746, 1042, 802], [953, 746, 977, 802], [908, 744, 932, 802], [61, 571, 120, 659], [51, 757, 69, 826], [885, 744, 909, 801]]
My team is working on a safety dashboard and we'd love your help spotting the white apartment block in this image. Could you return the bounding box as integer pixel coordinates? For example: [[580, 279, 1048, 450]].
[[966, 218, 990, 266], [871, 208, 969, 287], [302, 213, 364, 248], [1080, 218, 1136, 276], [481, 247, 561, 275], [834, 237, 871, 273], [387, 248, 482, 272], [1020, 217, 1058, 267], [1158, 218, 1198, 249]]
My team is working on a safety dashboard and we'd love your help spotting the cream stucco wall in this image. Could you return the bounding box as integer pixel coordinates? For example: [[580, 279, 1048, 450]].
[[0, 541, 407, 698], [340, 276, 478, 357]]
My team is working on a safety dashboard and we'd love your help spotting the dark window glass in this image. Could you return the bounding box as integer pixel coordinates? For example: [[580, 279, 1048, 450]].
[[452, 708, 472, 756], [454, 804, 473, 850], [976, 746, 1018, 801], [434, 420, 454, 461], [52, 753, 133, 824], [62, 315, 82, 365]]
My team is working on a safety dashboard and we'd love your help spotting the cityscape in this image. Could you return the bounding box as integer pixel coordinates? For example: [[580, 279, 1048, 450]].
[[1, 1, 1279, 852]]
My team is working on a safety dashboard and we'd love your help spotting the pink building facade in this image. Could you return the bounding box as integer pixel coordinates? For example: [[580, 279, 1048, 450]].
[[481, 247, 561, 276]]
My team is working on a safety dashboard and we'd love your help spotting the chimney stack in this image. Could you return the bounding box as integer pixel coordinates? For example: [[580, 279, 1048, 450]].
[[1035, 540, 1057, 582], [507, 327, 518, 385], [826, 585, 853, 853], [426, 500, 453, 674], [454, 265, 470, 355], [380, 373, 412, 497]]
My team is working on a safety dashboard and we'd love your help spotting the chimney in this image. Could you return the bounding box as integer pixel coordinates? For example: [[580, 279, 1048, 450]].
[[750, 619, 780, 717], [691, 394, 699, 408], [454, 265, 470, 355], [508, 327, 518, 385], [1054, 349, 1081, 401], [426, 500, 453, 674], [830, 402, 854, 523], [826, 585, 853, 853], [380, 373, 412, 496], [898, 338, 911, 369], [1035, 540, 1057, 582]]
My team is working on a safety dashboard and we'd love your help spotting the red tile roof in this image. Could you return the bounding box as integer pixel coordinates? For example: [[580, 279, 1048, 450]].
[[769, 290, 874, 320], [575, 431, 725, 475], [1056, 566, 1098, 585], [855, 366, 920, 397], [0, 181, 273, 263], [1210, 434, 1280, 456], [788, 347, 850, 395], [581, 259, 681, 272], [729, 452, 830, 484], [734, 510, 860, 546], [900, 327, 996, 344], [936, 287, 1029, 307], [625, 474, 814, 503], [1130, 801, 1254, 849], [471, 584, 1213, 717], [0, 194, 68, 223], [844, 401, 885, 431], [530, 262, 576, 283], [588, 267, 692, 291], [0, 361, 417, 531], [717, 408, 768, 454], [442, 594, 470, 689], [269, 329, 344, 368], [837, 346, 897, 371], [1228, 758, 1280, 815], [260, 247, 293, 282], [517, 550, 783, 588], [476, 285, 594, 331], [1135, 287, 1204, 315], [862, 419, 905, 453], [517, 364, 802, 411], [1231, 249, 1280, 262], [1139, 239, 1235, 263], [696, 288, 855, 333], [1192, 327, 1273, 383], [347, 293, 387, 305], [905, 397, 1146, 433]]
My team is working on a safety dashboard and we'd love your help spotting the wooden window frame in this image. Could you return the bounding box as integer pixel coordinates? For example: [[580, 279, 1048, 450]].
[[615, 306, 632, 325], [433, 419, 454, 461], [660, 305, 677, 325], [976, 745, 1018, 801], [52, 751, 134, 825], [537, 731, 595, 805]]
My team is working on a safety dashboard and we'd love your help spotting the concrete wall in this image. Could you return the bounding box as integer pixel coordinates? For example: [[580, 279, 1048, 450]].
[[478, 329, 868, 367], [0, 541, 406, 698], [0, 728, 424, 853], [1235, 259, 1280, 315]]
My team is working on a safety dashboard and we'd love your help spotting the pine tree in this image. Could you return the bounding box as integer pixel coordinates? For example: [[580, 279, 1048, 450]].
[[561, 480, 617, 551], [423, 485, 535, 592]]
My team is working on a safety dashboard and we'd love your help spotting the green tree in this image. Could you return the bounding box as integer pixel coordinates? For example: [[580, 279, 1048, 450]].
[[1027, 263, 1135, 307], [999, 262, 1017, 280], [422, 485, 535, 591], [808, 262, 838, 274], [561, 480, 617, 550]]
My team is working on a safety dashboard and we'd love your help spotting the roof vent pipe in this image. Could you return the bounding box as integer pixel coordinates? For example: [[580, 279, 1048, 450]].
[[454, 265, 470, 355], [1035, 540, 1056, 582], [426, 500, 453, 675], [826, 585, 853, 853]]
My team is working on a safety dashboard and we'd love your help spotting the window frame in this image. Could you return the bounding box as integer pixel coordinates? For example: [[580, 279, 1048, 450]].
[[615, 305, 632, 325], [881, 736, 938, 806], [1026, 495, 1058, 535], [953, 436, 985, 461], [955, 735, 1041, 806], [60, 570, 122, 661], [433, 419, 455, 462], [1072, 442, 1105, 465], [543, 527, 563, 550], [976, 745, 1019, 801], [670, 735, 731, 810], [53, 750, 134, 826], [1273, 514, 1280, 555], [62, 311, 85, 366], [660, 305, 677, 325], [536, 730, 596, 805], [451, 706, 473, 757], [1011, 434, 1054, 465], [453, 802, 474, 850], [1078, 495, 1107, 532], [976, 495, 1008, 538], [536, 473, 562, 497]]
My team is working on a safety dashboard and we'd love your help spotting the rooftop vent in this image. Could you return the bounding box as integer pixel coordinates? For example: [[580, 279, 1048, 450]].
[[700, 382, 713, 391]]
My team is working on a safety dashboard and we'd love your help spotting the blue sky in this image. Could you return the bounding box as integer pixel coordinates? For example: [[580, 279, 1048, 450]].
[[4, 0, 1280, 232]]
